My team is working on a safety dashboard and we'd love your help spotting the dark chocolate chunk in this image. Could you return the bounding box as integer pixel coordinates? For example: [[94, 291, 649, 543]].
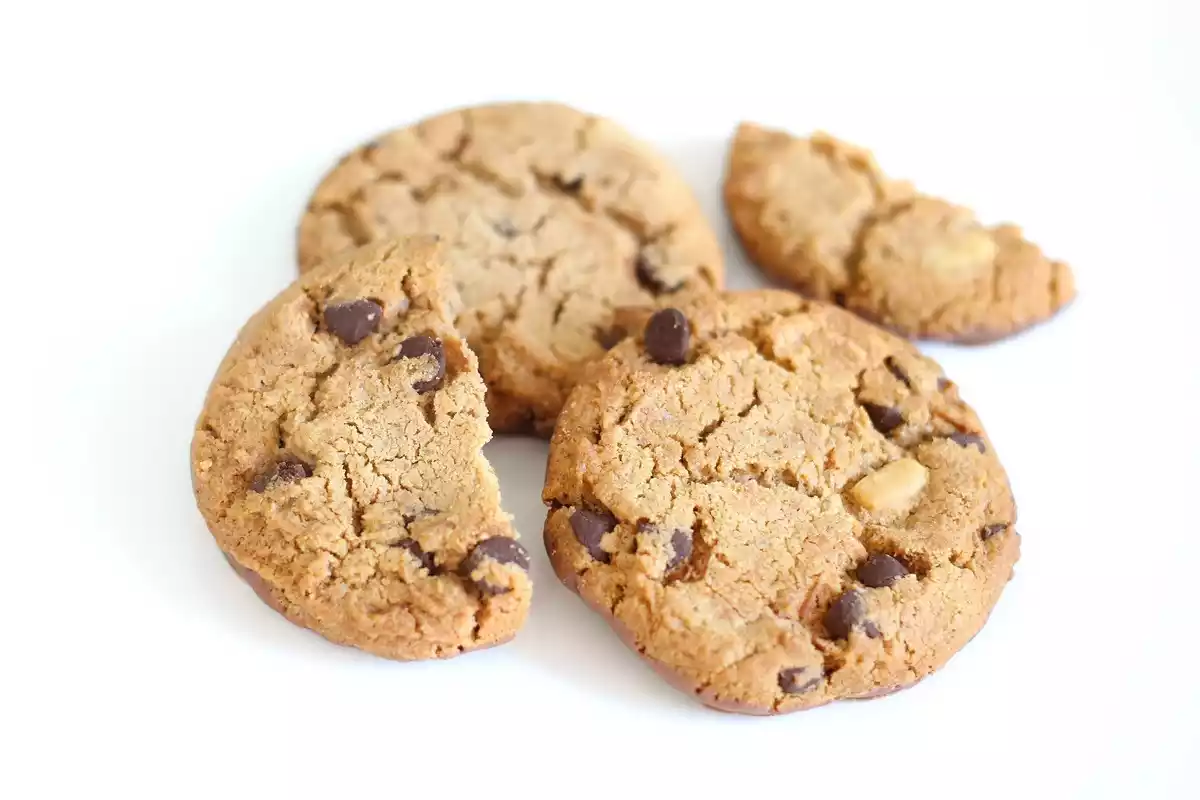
[[396, 538, 437, 574], [459, 537, 530, 595], [856, 553, 909, 588], [824, 590, 880, 639], [778, 667, 822, 695], [635, 254, 681, 295], [668, 528, 693, 572], [981, 523, 1009, 540], [324, 299, 383, 345], [639, 521, 693, 573], [250, 456, 312, 493], [949, 432, 987, 453], [644, 308, 691, 366], [862, 402, 904, 435], [570, 508, 617, 563], [395, 335, 446, 394]]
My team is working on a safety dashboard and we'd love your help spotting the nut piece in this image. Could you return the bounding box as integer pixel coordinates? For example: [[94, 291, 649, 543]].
[[850, 458, 929, 512], [920, 228, 997, 279]]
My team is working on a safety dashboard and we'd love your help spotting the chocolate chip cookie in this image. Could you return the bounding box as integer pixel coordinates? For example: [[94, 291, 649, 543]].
[[192, 238, 532, 660], [724, 122, 1075, 342], [542, 290, 1019, 713], [299, 102, 724, 434]]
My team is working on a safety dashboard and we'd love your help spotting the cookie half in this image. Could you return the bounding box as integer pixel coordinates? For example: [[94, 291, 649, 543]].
[[299, 102, 724, 434], [192, 238, 532, 660], [542, 290, 1019, 713], [724, 122, 1075, 342]]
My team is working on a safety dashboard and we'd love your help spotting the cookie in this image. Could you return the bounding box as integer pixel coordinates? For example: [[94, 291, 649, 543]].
[[299, 102, 724, 434], [192, 238, 532, 660], [724, 122, 1075, 342], [542, 290, 1019, 714]]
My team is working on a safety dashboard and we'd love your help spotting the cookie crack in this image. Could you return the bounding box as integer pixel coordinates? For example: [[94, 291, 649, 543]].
[[694, 646, 764, 695], [469, 601, 483, 644], [613, 389, 639, 431], [479, 284, 529, 343], [737, 312, 811, 375], [309, 364, 338, 414], [410, 116, 672, 362], [841, 199, 915, 307], [342, 461, 364, 539], [417, 112, 515, 200], [300, 284, 329, 333], [696, 385, 762, 445], [311, 143, 460, 253], [551, 295, 569, 327], [535, 168, 668, 250], [689, 468, 823, 499], [534, 255, 558, 293], [425, 110, 673, 257]]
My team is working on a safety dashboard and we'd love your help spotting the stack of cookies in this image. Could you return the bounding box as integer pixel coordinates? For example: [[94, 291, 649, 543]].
[[192, 102, 1074, 714]]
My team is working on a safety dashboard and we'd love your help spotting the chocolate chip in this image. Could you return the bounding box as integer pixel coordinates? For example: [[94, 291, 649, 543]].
[[668, 529, 693, 572], [937, 377, 951, 392], [884, 356, 913, 389], [639, 521, 693, 573], [553, 174, 583, 194], [570, 508, 617, 563], [251, 456, 312, 493], [493, 218, 518, 238], [396, 538, 437, 573], [862, 402, 904, 435], [395, 335, 446, 393], [824, 590, 880, 639], [644, 308, 690, 366], [949, 432, 987, 453], [778, 667, 822, 694], [981, 523, 1009, 540], [635, 254, 681, 295], [459, 537, 530, 595], [856, 553, 909, 588], [595, 325, 627, 350], [324, 299, 383, 345]]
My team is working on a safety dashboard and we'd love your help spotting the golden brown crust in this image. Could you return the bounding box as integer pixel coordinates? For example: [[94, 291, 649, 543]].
[[724, 122, 1075, 342], [193, 238, 531, 660], [542, 289, 1019, 713], [299, 102, 724, 434]]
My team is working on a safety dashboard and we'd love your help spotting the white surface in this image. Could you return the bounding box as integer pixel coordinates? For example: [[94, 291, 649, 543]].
[[2, 1, 1197, 797]]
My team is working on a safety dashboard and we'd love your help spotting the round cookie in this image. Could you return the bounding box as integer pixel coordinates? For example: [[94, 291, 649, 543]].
[[299, 102, 724, 434], [724, 122, 1075, 343], [542, 290, 1019, 714], [192, 238, 532, 660]]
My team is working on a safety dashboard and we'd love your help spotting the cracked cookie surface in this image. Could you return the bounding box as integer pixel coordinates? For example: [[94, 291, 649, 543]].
[[724, 122, 1074, 342], [299, 102, 724, 434], [542, 290, 1019, 713], [192, 238, 531, 660]]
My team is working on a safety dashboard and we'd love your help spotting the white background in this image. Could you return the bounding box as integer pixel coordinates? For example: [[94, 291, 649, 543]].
[[2, 1, 1197, 797]]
